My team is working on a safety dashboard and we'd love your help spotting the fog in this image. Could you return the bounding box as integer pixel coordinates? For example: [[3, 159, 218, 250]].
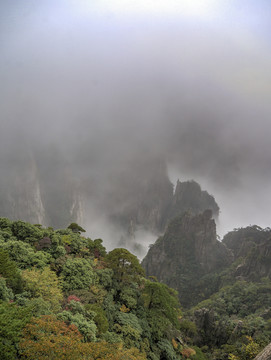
[[1, 0, 271, 251]]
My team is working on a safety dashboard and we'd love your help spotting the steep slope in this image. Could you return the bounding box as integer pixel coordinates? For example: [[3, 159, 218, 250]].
[[108, 167, 220, 237], [107, 159, 173, 234], [142, 210, 232, 307], [0, 152, 47, 225], [223, 226, 271, 260], [0, 150, 83, 228], [163, 180, 219, 229], [0, 147, 219, 238], [222, 226, 271, 281]]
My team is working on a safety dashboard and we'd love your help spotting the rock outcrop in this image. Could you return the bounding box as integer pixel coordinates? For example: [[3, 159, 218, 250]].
[[108, 160, 173, 234], [223, 226, 271, 281], [0, 150, 83, 229], [110, 174, 220, 237], [223, 226, 271, 260], [254, 342, 271, 360], [0, 148, 219, 237], [0, 153, 47, 225], [142, 210, 232, 307], [164, 180, 219, 229]]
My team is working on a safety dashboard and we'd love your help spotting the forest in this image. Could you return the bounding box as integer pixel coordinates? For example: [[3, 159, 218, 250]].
[[1, 217, 271, 359]]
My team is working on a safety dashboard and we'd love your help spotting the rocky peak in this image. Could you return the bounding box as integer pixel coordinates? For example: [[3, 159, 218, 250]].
[[234, 240, 271, 281], [163, 180, 219, 231], [222, 225, 271, 261], [142, 211, 232, 307]]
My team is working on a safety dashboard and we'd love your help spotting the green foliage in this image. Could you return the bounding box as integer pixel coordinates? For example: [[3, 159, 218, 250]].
[[62, 299, 98, 341], [11, 220, 44, 244], [24, 297, 53, 316], [116, 311, 143, 333], [0, 217, 13, 231], [67, 223, 86, 233], [0, 240, 51, 269], [192, 346, 208, 360], [0, 217, 200, 360], [147, 308, 172, 341], [21, 266, 63, 312], [103, 291, 120, 328], [102, 330, 123, 344], [58, 310, 97, 342], [157, 339, 179, 360], [119, 286, 139, 309], [85, 303, 109, 335], [0, 277, 14, 301], [180, 319, 198, 338], [194, 280, 271, 319], [36, 233, 67, 259], [186, 279, 271, 359], [0, 302, 32, 360], [61, 257, 95, 291], [113, 311, 143, 348], [106, 248, 144, 283], [143, 280, 181, 328], [87, 238, 107, 258], [95, 268, 113, 289], [0, 249, 23, 293], [0, 230, 15, 242], [62, 234, 86, 254], [229, 336, 261, 360]]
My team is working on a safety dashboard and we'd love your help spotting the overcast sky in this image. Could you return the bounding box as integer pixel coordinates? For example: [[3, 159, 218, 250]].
[[1, 0, 271, 240]]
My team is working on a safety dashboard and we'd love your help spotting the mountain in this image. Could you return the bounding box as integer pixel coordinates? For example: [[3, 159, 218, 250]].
[[142, 215, 271, 308], [0, 151, 219, 239], [106, 162, 220, 237], [0, 149, 83, 228], [1, 213, 271, 359], [222, 226, 271, 281], [142, 210, 231, 307], [141, 213, 271, 358], [164, 179, 219, 230]]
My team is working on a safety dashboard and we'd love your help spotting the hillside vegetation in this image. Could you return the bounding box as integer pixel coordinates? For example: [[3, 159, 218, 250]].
[[0, 217, 199, 360], [1, 216, 270, 359], [143, 212, 271, 359]]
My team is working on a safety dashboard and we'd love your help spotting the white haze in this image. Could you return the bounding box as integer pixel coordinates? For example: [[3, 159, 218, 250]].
[[1, 0, 271, 253]]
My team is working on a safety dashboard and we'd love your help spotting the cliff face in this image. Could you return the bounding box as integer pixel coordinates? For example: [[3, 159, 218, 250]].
[[0, 149, 219, 236], [0, 152, 83, 229], [222, 226, 271, 280], [163, 180, 219, 229], [109, 172, 220, 237], [0, 154, 47, 225], [223, 226, 271, 260], [108, 160, 173, 234], [235, 241, 271, 280], [142, 217, 271, 308], [142, 210, 232, 307]]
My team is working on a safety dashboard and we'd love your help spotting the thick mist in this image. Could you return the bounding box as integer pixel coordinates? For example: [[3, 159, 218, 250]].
[[1, 0, 271, 252]]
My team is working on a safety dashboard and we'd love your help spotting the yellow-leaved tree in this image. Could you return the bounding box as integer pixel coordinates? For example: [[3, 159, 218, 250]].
[[21, 266, 63, 312], [19, 315, 147, 360]]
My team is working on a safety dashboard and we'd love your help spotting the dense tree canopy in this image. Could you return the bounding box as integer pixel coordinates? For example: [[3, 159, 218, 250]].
[[106, 248, 144, 282], [0, 217, 270, 360]]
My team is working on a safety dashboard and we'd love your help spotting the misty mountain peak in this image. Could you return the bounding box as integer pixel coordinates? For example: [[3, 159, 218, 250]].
[[142, 211, 232, 307]]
